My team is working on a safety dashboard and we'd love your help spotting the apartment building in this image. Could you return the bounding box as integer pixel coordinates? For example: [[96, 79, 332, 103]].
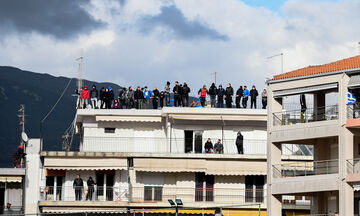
[[267, 55, 360, 216], [0, 168, 24, 214], [24, 107, 310, 215]]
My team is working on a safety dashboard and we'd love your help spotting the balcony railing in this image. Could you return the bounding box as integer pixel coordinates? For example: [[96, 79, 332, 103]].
[[130, 187, 265, 204], [39, 186, 265, 204], [39, 186, 129, 202], [273, 159, 338, 178], [81, 137, 267, 155], [347, 103, 360, 119], [346, 158, 360, 174], [273, 105, 339, 126]]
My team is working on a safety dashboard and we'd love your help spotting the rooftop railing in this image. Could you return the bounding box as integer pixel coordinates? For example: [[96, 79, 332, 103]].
[[80, 137, 267, 155], [273, 159, 338, 178], [273, 105, 339, 126]]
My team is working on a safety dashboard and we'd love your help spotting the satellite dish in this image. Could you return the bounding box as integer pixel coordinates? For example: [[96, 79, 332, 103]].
[[21, 132, 29, 143]]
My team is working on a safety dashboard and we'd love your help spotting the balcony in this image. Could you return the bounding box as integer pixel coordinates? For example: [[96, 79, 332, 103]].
[[81, 137, 267, 155], [346, 104, 360, 128], [346, 158, 360, 182], [273, 159, 338, 178], [273, 105, 338, 126]]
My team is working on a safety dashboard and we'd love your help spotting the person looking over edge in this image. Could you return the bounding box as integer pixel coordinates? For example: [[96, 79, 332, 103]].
[[242, 86, 250, 108], [134, 86, 143, 109], [198, 85, 208, 107], [90, 85, 98, 109], [262, 89, 267, 109], [217, 84, 225, 108], [127, 86, 135, 109], [164, 81, 171, 106], [80, 85, 90, 109], [143, 86, 153, 109], [225, 83, 234, 108], [152, 87, 160, 109], [209, 83, 217, 108], [235, 86, 243, 108], [73, 175, 84, 201]]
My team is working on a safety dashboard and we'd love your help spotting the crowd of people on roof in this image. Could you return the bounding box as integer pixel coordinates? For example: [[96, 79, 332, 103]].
[[75, 81, 267, 109]]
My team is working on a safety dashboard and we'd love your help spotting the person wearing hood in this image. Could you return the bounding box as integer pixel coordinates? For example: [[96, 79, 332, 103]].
[[108, 86, 114, 107], [143, 86, 153, 109], [242, 86, 250, 108], [152, 87, 160, 109], [209, 83, 217, 108], [80, 85, 90, 109], [90, 85, 98, 109], [104, 88, 112, 109], [198, 85, 208, 107], [217, 84, 225, 108], [225, 83, 234, 108], [182, 82, 191, 107], [250, 85, 259, 109], [164, 81, 171, 107], [134, 86, 144, 109], [118, 87, 128, 109], [126, 86, 135, 109], [235, 132, 244, 154], [235, 86, 243, 108]]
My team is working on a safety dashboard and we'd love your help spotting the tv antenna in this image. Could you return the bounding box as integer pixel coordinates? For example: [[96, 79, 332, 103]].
[[267, 53, 284, 74], [76, 55, 83, 90], [210, 72, 217, 85], [18, 105, 26, 146]]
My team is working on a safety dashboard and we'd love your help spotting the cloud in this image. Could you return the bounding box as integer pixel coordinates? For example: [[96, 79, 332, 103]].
[[139, 5, 229, 40], [0, 0, 106, 39]]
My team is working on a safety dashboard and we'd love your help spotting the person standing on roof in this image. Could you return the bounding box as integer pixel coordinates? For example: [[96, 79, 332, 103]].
[[104, 88, 112, 109], [99, 87, 105, 109], [173, 81, 182, 107], [164, 81, 171, 107], [235, 86, 243, 108], [182, 82, 191, 107], [209, 83, 217, 108], [80, 85, 90, 109], [225, 83, 234, 108], [198, 85, 208, 107], [127, 86, 135, 109], [262, 89, 267, 109], [152, 87, 160, 109], [217, 84, 225, 108], [143, 86, 153, 109], [250, 85, 259, 109], [108, 86, 114, 108], [134, 86, 143, 109], [159, 91, 165, 108], [118, 87, 128, 109], [242, 86, 250, 108], [90, 85, 98, 109]]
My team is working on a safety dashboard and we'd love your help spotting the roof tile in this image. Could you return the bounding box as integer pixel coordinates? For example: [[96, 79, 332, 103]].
[[273, 55, 360, 80]]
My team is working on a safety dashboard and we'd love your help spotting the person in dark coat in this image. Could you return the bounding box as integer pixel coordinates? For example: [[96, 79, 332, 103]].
[[209, 83, 217, 108], [236, 132, 244, 154], [109, 86, 114, 107], [152, 88, 160, 109], [204, 138, 214, 153], [73, 175, 84, 201], [225, 83, 234, 108], [118, 87, 127, 109], [159, 91, 165, 108], [104, 88, 112, 109], [182, 82, 191, 107], [90, 85, 98, 109], [235, 86, 243, 108], [217, 84, 225, 108], [173, 81, 182, 107], [127, 86, 135, 109], [134, 86, 143, 109], [250, 85, 259, 109], [214, 139, 224, 154], [99, 87, 105, 109], [86, 177, 96, 201]]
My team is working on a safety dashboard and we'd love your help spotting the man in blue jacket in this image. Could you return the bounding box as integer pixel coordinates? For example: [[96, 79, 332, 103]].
[[242, 86, 250, 108], [143, 86, 153, 109]]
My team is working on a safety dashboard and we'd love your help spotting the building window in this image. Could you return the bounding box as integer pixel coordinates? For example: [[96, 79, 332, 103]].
[[144, 186, 163, 201], [195, 173, 214, 202], [104, 128, 115, 133], [245, 176, 264, 203]]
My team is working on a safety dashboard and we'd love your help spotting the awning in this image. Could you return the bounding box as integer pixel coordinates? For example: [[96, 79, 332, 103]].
[[96, 116, 162, 122], [42, 208, 127, 214], [134, 158, 206, 172], [349, 75, 360, 89], [132, 209, 214, 215], [354, 184, 360, 192], [273, 83, 338, 98], [44, 158, 127, 170], [0, 176, 22, 183], [170, 114, 222, 121], [206, 160, 266, 176]]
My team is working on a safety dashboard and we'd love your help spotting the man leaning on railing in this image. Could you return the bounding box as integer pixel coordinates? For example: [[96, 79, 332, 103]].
[[73, 174, 84, 201]]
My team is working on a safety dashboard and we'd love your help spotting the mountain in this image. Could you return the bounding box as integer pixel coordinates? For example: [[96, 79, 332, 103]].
[[0, 66, 122, 167]]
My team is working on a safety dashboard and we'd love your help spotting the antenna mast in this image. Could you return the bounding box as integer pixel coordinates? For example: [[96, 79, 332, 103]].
[[76, 56, 83, 89], [210, 72, 217, 86]]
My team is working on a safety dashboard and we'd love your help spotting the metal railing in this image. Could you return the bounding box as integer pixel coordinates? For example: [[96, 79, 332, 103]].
[[273, 105, 339, 126], [273, 159, 338, 178], [81, 137, 267, 155], [130, 187, 265, 204], [39, 186, 129, 202], [347, 103, 360, 119], [346, 158, 360, 174]]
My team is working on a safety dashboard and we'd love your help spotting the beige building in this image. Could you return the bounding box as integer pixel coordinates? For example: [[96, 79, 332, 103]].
[[267, 55, 360, 215], [24, 107, 310, 215]]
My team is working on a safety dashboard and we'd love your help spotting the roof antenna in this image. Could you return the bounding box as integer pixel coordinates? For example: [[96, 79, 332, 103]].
[[268, 53, 284, 74], [358, 42, 360, 55]]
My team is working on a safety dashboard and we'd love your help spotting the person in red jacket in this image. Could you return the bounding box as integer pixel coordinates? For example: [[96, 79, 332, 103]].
[[198, 85, 208, 107], [80, 85, 90, 109]]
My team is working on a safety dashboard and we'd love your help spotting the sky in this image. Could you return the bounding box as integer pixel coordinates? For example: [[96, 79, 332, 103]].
[[0, 0, 359, 95]]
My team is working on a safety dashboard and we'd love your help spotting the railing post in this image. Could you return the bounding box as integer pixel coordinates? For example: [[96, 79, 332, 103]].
[[326, 161, 329, 174], [258, 204, 261, 216]]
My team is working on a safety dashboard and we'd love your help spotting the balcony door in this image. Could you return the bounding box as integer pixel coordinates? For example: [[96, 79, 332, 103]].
[[245, 175, 264, 203], [184, 131, 203, 153], [195, 173, 214, 202]]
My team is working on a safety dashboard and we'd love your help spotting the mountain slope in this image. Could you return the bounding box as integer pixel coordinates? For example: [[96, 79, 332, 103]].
[[0, 66, 121, 167]]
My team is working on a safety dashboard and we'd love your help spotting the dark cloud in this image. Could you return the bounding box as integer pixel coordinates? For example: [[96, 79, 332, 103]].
[[140, 5, 229, 41], [0, 0, 105, 39]]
